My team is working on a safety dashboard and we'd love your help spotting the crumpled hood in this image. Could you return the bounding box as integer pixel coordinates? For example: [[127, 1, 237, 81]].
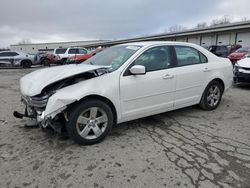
[[237, 58, 250, 68], [20, 64, 105, 96]]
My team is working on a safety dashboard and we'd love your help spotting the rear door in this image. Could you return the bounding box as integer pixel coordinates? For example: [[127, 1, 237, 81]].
[[173, 46, 211, 108]]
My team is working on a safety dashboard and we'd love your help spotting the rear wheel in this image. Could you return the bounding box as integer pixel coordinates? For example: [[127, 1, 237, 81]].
[[42, 59, 50, 66], [21, 60, 31, 68], [199, 80, 223, 110], [66, 99, 113, 145]]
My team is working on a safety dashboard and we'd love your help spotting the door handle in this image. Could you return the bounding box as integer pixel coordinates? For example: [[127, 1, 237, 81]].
[[203, 68, 211, 72], [163, 74, 174, 79]]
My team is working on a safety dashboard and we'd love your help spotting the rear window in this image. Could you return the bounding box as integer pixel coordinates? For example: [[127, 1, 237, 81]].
[[216, 46, 228, 53], [55, 48, 67, 54]]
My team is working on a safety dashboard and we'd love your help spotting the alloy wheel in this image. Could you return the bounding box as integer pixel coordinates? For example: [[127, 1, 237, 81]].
[[76, 107, 108, 140], [207, 85, 221, 107]]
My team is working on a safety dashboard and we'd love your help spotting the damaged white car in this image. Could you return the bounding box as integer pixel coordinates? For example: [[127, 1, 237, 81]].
[[14, 42, 233, 145]]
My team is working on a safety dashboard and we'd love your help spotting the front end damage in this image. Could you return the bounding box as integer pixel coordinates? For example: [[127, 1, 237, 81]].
[[14, 95, 67, 132], [14, 65, 109, 133]]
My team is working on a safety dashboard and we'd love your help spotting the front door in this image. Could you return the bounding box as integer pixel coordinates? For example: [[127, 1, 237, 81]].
[[120, 45, 176, 121]]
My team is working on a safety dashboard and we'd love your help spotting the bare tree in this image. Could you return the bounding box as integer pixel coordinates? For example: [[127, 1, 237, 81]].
[[18, 39, 31, 45], [241, 17, 249, 22], [169, 25, 186, 33], [196, 22, 207, 29], [210, 15, 233, 26]]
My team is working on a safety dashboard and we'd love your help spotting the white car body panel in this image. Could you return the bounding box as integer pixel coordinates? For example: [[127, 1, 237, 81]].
[[20, 64, 105, 96], [237, 58, 250, 68], [19, 41, 233, 124], [120, 68, 175, 122], [44, 71, 122, 120]]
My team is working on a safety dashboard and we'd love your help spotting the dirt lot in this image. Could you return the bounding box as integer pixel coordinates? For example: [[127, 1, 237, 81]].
[[0, 68, 250, 188]]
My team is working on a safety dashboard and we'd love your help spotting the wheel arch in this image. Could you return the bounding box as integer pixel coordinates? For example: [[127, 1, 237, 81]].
[[69, 95, 118, 124], [199, 77, 225, 104], [21, 59, 32, 67], [210, 78, 225, 93]]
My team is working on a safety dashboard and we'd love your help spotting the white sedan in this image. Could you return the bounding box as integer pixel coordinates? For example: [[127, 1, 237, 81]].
[[15, 42, 233, 144], [234, 55, 250, 83]]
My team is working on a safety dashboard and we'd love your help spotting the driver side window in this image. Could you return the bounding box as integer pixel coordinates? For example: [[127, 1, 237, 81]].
[[133, 46, 171, 72]]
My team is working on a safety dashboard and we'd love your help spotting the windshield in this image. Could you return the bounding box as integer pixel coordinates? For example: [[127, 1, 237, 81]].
[[236, 47, 250, 53], [82, 45, 141, 72], [55, 48, 67, 54]]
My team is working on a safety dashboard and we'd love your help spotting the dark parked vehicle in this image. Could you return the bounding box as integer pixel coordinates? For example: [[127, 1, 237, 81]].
[[207, 45, 229, 57]]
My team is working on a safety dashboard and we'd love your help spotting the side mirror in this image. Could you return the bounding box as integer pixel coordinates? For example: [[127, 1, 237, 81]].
[[129, 65, 146, 75]]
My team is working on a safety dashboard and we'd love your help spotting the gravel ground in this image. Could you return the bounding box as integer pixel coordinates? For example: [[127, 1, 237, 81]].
[[0, 68, 250, 188]]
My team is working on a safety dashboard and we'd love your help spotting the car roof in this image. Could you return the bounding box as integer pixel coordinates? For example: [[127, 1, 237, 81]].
[[0, 51, 21, 53], [119, 41, 200, 48]]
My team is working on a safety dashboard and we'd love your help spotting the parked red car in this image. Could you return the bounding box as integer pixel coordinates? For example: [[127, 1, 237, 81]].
[[228, 47, 250, 64], [67, 48, 105, 64], [40, 53, 59, 66], [228, 44, 242, 54]]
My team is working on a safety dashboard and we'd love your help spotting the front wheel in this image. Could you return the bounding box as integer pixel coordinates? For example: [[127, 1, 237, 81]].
[[66, 99, 113, 145], [199, 80, 223, 110]]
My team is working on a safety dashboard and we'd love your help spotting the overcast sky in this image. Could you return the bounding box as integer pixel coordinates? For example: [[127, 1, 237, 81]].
[[1, 0, 250, 48]]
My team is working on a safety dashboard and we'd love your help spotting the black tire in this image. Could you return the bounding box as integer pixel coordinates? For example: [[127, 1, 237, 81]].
[[61, 58, 67, 65], [199, 80, 223, 111], [42, 59, 50, 66], [22, 60, 31, 68], [66, 99, 113, 145]]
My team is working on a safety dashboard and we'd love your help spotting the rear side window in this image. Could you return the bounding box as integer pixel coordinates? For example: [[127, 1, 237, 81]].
[[9, 52, 19, 56], [174, 46, 207, 66], [0, 52, 8, 57], [0, 52, 18, 57], [55, 48, 67, 54], [216, 46, 228, 53], [78, 49, 87, 54], [68, 49, 79, 54]]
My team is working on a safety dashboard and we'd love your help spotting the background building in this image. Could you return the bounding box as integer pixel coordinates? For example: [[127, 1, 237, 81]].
[[10, 21, 250, 54], [10, 40, 109, 54], [83, 21, 250, 49]]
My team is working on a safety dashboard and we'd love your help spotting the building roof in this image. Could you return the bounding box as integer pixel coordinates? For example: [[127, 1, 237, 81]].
[[10, 40, 109, 47], [83, 20, 250, 47]]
